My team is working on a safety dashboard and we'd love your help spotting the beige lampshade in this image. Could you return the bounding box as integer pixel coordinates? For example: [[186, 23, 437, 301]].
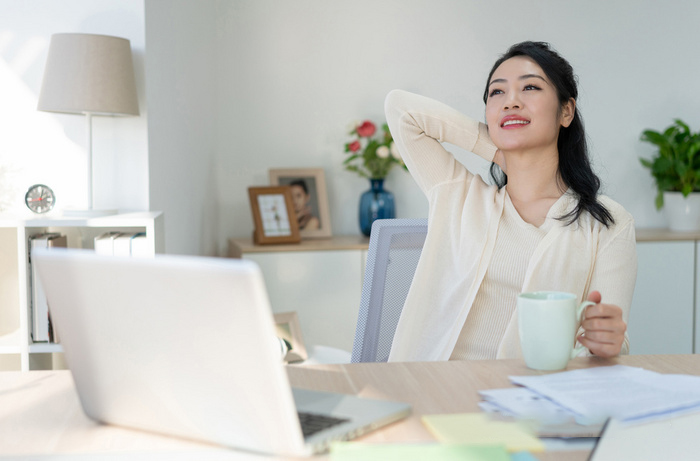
[[37, 33, 139, 116]]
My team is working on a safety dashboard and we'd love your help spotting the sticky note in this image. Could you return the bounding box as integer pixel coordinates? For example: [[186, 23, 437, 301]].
[[330, 442, 511, 461], [421, 413, 545, 453]]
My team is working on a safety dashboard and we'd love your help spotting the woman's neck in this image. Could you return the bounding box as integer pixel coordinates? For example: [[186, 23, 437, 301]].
[[502, 147, 565, 202]]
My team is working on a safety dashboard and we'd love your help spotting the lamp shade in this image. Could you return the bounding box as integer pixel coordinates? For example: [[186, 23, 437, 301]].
[[37, 33, 139, 116]]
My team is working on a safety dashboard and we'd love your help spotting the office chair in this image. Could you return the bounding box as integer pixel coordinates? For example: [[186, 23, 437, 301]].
[[351, 218, 428, 363]]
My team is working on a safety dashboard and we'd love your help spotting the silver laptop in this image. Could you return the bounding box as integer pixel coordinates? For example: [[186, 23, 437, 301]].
[[33, 248, 410, 456]]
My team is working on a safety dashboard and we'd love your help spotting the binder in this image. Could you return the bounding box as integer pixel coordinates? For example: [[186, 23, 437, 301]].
[[28, 233, 67, 342], [94, 232, 122, 255], [113, 232, 147, 257]]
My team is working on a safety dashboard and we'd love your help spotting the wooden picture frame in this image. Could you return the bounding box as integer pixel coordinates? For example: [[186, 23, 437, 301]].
[[269, 168, 332, 239], [248, 186, 301, 245], [273, 311, 307, 363]]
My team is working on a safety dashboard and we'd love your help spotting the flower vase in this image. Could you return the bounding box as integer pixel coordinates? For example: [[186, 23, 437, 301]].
[[359, 178, 395, 236]]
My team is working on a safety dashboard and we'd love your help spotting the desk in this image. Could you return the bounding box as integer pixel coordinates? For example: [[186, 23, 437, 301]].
[[3, 355, 700, 460]]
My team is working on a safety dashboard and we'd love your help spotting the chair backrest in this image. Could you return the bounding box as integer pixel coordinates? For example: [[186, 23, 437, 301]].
[[351, 218, 428, 363]]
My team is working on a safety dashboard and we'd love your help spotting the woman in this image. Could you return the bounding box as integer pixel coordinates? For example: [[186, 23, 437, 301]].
[[384, 41, 636, 362], [289, 179, 320, 231]]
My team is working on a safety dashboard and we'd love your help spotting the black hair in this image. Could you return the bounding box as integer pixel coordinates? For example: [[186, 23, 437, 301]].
[[483, 41, 613, 227], [289, 179, 309, 195]]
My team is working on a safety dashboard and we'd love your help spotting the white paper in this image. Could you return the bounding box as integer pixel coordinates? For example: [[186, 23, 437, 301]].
[[509, 365, 700, 424], [479, 387, 575, 424]]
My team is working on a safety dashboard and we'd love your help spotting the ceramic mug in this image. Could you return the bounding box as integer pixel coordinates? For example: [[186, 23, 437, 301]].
[[517, 291, 595, 371]]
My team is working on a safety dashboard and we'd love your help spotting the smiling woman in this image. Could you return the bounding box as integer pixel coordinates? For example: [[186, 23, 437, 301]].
[[383, 41, 637, 364]]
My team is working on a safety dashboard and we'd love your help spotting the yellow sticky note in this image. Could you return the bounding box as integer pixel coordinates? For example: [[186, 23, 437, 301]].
[[330, 442, 511, 461], [421, 413, 545, 453]]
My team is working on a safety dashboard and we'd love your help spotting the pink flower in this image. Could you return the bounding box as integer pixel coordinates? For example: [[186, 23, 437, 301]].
[[356, 120, 376, 137], [348, 140, 361, 152]]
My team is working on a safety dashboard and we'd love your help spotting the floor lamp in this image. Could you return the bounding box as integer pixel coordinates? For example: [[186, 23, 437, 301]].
[[37, 33, 140, 216]]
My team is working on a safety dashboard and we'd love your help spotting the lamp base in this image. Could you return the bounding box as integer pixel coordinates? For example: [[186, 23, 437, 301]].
[[61, 208, 118, 218]]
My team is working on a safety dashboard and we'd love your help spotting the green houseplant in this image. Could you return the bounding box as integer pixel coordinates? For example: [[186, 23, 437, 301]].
[[640, 119, 700, 209]]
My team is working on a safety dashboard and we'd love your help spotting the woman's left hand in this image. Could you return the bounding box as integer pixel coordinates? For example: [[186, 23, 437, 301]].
[[577, 291, 626, 358]]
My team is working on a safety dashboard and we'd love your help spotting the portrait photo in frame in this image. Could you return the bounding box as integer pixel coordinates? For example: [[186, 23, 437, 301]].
[[248, 186, 301, 245], [269, 168, 332, 239], [273, 311, 307, 363]]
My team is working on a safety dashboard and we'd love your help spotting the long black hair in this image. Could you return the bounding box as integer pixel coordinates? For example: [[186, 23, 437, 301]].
[[483, 41, 613, 227]]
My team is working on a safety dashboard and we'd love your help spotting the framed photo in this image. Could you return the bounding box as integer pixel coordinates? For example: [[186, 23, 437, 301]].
[[273, 311, 307, 363], [269, 168, 332, 239], [248, 186, 301, 245]]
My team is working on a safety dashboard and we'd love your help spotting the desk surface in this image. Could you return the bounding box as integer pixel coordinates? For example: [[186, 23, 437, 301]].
[[3, 355, 700, 460]]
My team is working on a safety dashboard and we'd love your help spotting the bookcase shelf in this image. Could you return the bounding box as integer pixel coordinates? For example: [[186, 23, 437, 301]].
[[0, 211, 164, 371]]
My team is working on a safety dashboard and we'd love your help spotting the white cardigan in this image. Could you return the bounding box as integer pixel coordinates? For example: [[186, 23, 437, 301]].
[[385, 90, 637, 362]]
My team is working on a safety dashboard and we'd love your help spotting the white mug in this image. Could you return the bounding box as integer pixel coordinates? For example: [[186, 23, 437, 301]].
[[517, 291, 594, 371]]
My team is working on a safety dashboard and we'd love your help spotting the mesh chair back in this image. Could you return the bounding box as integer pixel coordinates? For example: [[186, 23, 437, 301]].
[[351, 218, 428, 362]]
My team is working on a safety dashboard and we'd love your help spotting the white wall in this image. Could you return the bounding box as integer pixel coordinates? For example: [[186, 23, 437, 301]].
[[4, 1, 696, 255], [145, 0, 219, 255], [0, 0, 147, 214], [211, 0, 700, 254]]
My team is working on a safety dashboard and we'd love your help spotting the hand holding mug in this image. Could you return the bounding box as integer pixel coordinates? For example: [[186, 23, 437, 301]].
[[577, 291, 626, 358]]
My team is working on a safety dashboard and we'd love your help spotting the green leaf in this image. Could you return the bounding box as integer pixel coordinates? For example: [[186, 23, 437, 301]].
[[675, 119, 691, 134], [641, 130, 668, 148], [682, 184, 693, 196], [655, 191, 664, 210]]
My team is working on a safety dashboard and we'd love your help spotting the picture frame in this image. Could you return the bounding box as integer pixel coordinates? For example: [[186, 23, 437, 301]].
[[273, 311, 307, 363], [269, 168, 332, 239], [248, 186, 301, 245]]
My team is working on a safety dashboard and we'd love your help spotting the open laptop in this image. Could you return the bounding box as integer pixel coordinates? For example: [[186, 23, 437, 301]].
[[33, 248, 410, 456]]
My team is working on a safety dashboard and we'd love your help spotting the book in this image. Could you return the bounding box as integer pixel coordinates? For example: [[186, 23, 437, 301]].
[[28, 233, 67, 343], [113, 232, 147, 257], [94, 232, 122, 255]]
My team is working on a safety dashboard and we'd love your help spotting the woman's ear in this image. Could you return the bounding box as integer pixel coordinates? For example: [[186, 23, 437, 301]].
[[560, 98, 576, 128]]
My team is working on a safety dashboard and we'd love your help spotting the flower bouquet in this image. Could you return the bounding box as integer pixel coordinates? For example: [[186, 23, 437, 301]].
[[343, 120, 406, 179]]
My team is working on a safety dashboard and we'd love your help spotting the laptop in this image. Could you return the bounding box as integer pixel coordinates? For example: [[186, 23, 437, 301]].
[[33, 248, 411, 456]]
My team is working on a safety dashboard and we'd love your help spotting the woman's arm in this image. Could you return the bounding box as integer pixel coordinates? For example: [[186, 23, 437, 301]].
[[577, 217, 637, 356], [384, 90, 498, 195]]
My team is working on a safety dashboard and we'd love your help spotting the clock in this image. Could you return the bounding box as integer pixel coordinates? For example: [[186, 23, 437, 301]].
[[25, 184, 56, 214]]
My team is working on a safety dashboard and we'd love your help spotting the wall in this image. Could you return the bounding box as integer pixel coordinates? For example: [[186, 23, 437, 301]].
[[213, 0, 700, 254], [0, 0, 147, 214], [145, 0, 219, 255]]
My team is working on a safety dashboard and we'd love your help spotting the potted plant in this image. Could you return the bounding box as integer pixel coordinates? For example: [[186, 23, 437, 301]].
[[640, 119, 700, 231], [343, 120, 407, 236]]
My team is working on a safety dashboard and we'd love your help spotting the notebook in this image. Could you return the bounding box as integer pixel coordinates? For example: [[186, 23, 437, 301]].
[[33, 248, 411, 456]]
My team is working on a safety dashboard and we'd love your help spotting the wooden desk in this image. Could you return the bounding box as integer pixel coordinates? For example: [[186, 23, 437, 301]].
[[3, 355, 700, 460]]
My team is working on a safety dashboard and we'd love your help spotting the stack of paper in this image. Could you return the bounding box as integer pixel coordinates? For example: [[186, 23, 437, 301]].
[[482, 365, 700, 426]]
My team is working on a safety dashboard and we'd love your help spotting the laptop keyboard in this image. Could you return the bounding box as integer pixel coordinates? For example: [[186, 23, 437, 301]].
[[298, 411, 349, 438]]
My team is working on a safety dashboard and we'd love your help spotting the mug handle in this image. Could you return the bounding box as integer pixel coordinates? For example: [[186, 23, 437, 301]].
[[571, 300, 596, 358]]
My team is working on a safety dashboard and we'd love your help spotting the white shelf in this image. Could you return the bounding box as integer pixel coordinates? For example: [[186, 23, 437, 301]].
[[0, 211, 162, 228], [0, 330, 22, 354], [0, 211, 164, 371], [28, 342, 63, 354]]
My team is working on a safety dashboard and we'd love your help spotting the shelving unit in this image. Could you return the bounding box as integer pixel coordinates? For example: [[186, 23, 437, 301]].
[[0, 212, 164, 371]]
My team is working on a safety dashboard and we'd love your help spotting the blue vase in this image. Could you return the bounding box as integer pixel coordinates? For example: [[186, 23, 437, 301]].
[[359, 178, 395, 236]]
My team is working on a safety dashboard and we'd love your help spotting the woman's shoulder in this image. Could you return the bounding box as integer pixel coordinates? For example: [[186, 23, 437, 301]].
[[597, 195, 634, 228]]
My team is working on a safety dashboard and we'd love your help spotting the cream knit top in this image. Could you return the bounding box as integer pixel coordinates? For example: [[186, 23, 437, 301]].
[[450, 194, 548, 359], [384, 89, 638, 362]]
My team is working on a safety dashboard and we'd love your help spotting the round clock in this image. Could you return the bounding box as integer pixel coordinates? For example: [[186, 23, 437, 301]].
[[25, 184, 56, 214]]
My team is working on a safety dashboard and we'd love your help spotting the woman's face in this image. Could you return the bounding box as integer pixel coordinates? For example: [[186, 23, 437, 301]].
[[290, 185, 309, 212], [485, 56, 573, 153]]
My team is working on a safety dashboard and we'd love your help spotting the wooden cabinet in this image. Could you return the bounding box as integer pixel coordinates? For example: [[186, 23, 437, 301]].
[[629, 240, 695, 354], [0, 212, 164, 371], [229, 236, 368, 353], [231, 229, 700, 357]]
